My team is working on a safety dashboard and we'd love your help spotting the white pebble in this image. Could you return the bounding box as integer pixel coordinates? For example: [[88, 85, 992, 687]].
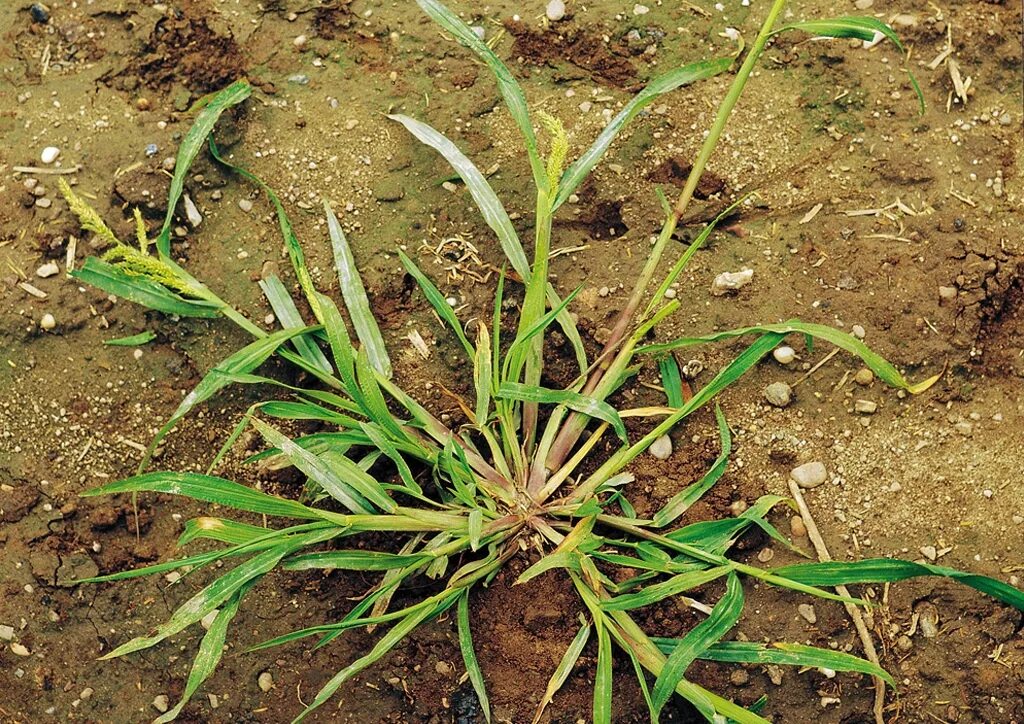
[[633, 3, 650, 14], [293, 34, 307, 48], [772, 346, 795, 364], [152, 695, 170, 713], [40, 313, 56, 330], [854, 399, 877, 414], [545, 0, 566, 21], [183, 194, 203, 227], [36, 262, 60, 278], [791, 461, 828, 489], [710, 268, 753, 296], [649, 434, 673, 460], [40, 146, 60, 164], [258, 671, 274, 692], [238, 198, 254, 212], [797, 603, 817, 624], [10, 643, 31, 657], [133, 349, 144, 360], [663, 288, 677, 299], [851, 324, 865, 339]]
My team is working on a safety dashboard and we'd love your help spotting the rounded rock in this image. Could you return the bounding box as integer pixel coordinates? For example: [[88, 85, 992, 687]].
[[790, 515, 807, 538], [764, 381, 792, 408], [293, 34, 308, 49], [791, 461, 828, 489], [545, 0, 566, 21], [649, 434, 673, 460], [772, 345, 796, 365], [152, 695, 170, 713], [40, 146, 60, 164], [258, 671, 274, 692], [36, 262, 59, 278], [40, 313, 56, 330], [854, 368, 874, 386], [238, 198, 254, 213]]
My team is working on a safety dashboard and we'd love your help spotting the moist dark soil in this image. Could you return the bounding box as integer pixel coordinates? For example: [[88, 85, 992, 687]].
[[1, 0, 1022, 723]]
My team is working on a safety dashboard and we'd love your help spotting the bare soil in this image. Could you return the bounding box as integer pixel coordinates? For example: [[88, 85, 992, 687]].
[[0, 1, 1021, 723]]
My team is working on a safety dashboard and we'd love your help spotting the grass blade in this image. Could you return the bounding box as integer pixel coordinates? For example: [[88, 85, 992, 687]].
[[156, 80, 251, 257], [284, 550, 431, 571], [457, 591, 491, 723], [473, 323, 492, 425], [153, 581, 252, 723], [533, 619, 591, 724], [498, 382, 628, 442], [652, 572, 743, 714], [775, 17, 904, 51], [324, 200, 392, 378], [295, 594, 460, 722], [250, 417, 390, 515], [70, 257, 221, 318], [772, 559, 1024, 610], [178, 517, 268, 547], [103, 330, 156, 346], [414, 0, 546, 190], [593, 616, 613, 724], [638, 321, 939, 394], [602, 566, 732, 612], [82, 471, 326, 520], [652, 405, 731, 527], [553, 57, 732, 211], [397, 249, 474, 358], [259, 274, 333, 373], [658, 356, 684, 408], [389, 114, 530, 280]]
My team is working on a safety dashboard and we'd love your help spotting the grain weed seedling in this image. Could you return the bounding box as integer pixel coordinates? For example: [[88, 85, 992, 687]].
[[61, 1, 1022, 721]]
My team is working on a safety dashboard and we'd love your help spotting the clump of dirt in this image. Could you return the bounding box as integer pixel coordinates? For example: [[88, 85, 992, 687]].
[[647, 157, 729, 200], [505, 20, 637, 87], [116, 0, 247, 94]]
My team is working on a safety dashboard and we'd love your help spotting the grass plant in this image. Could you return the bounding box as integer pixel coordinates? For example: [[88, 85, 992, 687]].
[[60, 2, 1021, 722]]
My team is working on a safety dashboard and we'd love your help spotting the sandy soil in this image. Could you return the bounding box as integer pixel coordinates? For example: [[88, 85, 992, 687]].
[[0, 0, 1021, 722]]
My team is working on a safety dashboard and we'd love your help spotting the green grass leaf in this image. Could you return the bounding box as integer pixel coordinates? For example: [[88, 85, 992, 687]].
[[679, 640, 895, 686], [602, 566, 733, 611], [397, 249, 475, 358], [258, 274, 333, 373], [772, 559, 1024, 610], [284, 550, 431, 571], [652, 405, 731, 527], [775, 17, 904, 51], [324, 200, 392, 378], [156, 79, 251, 257], [103, 330, 157, 346], [389, 114, 530, 280], [639, 321, 939, 394], [533, 620, 590, 724], [153, 581, 252, 723], [457, 591, 491, 723], [498, 382, 628, 442], [593, 616, 613, 724], [82, 471, 326, 520], [414, 0, 546, 190], [553, 57, 732, 211], [250, 417, 391, 515], [658, 356, 684, 408], [71, 257, 221, 318], [652, 572, 743, 714]]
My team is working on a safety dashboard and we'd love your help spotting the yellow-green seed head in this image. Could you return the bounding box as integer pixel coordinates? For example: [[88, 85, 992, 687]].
[[58, 178, 120, 247], [102, 245, 194, 296], [538, 111, 568, 192]]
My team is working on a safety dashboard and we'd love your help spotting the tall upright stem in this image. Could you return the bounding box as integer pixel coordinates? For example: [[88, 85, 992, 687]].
[[543, 0, 788, 476]]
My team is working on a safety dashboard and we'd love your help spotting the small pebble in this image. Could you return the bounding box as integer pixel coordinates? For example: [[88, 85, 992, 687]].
[[764, 382, 792, 408], [663, 288, 676, 299], [854, 399, 877, 414], [598, 285, 609, 297], [238, 199, 254, 212], [30, 3, 50, 23], [791, 461, 828, 489], [729, 669, 749, 686], [920, 545, 937, 561], [851, 324, 865, 339], [895, 635, 913, 652], [36, 262, 59, 278], [80, 687, 94, 700], [135, 97, 151, 111], [183, 194, 203, 227], [710, 268, 753, 296], [152, 695, 170, 713], [35, 197, 52, 209], [258, 671, 274, 692], [161, 157, 176, 172], [145, 143, 158, 157], [0, 625, 13, 641], [854, 0, 873, 7], [200, 610, 219, 630], [938, 285, 957, 301], [40, 313, 56, 330], [790, 516, 807, 538], [757, 548, 774, 563], [545, 0, 566, 21], [797, 603, 817, 624], [772, 346, 795, 364], [649, 434, 672, 460], [133, 349, 144, 361], [293, 34, 308, 48], [854, 368, 874, 386], [208, 693, 219, 709], [10, 642, 31, 657], [633, 3, 650, 14], [40, 146, 60, 164]]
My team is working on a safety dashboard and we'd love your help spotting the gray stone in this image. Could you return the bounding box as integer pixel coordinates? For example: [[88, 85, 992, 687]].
[[791, 461, 828, 489], [649, 434, 673, 460], [764, 382, 793, 408]]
